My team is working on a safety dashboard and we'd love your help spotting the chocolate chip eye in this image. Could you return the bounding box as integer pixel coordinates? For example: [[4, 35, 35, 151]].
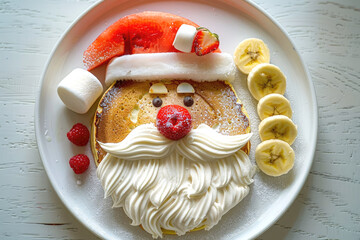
[[183, 96, 194, 107], [152, 97, 163, 107]]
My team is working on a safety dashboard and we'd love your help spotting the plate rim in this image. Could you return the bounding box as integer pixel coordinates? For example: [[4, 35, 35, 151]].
[[35, 0, 318, 239]]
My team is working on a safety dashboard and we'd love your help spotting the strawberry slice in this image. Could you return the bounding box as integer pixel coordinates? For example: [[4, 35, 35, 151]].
[[193, 27, 220, 56]]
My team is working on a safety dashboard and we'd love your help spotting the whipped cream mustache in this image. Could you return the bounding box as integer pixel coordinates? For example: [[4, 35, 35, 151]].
[[99, 124, 252, 162], [97, 124, 256, 238]]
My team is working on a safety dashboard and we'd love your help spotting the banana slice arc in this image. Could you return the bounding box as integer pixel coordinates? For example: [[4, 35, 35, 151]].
[[257, 93, 292, 120], [247, 63, 286, 101], [259, 115, 297, 145], [255, 139, 295, 176], [234, 38, 270, 74]]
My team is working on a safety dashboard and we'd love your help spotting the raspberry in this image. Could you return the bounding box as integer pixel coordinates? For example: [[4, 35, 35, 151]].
[[69, 154, 90, 174], [67, 123, 90, 146], [156, 105, 192, 140]]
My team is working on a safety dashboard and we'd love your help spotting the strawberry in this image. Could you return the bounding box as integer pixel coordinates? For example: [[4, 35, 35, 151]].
[[69, 154, 90, 174], [67, 123, 90, 146], [156, 105, 192, 140], [193, 27, 219, 56]]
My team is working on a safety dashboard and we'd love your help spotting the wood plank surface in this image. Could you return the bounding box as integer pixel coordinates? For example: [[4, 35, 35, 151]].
[[0, 0, 359, 239]]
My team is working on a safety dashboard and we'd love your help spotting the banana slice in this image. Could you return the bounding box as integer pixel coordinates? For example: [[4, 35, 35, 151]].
[[255, 139, 295, 176], [257, 93, 292, 120], [247, 63, 286, 100], [259, 115, 297, 145], [234, 38, 270, 74]]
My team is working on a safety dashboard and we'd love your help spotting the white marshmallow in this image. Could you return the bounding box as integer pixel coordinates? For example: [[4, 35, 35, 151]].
[[57, 68, 103, 114], [105, 52, 236, 86], [172, 24, 197, 52]]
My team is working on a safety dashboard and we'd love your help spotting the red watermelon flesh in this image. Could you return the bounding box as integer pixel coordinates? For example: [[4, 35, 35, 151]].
[[83, 18, 128, 71], [83, 11, 200, 70], [128, 12, 197, 54]]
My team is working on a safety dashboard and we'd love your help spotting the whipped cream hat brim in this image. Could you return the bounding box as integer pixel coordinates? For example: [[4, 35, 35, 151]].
[[105, 52, 236, 87]]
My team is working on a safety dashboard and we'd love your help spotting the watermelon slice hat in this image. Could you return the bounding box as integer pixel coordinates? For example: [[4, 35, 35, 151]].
[[83, 11, 220, 70]]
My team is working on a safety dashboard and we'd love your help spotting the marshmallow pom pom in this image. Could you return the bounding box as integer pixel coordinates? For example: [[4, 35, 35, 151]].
[[172, 24, 197, 52], [105, 52, 236, 86], [57, 68, 103, 114]]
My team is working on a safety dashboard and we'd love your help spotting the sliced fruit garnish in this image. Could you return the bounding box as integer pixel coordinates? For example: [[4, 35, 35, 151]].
[[247, 63, 286, 101], [234, 38, 270, 74], [149, 82, 168, 94], [255, 139, 295, 177], [257, 93, 292, 120], [177, 82, 195, 93], [193, 27, 220, 56], [258, 115, 297, 145]]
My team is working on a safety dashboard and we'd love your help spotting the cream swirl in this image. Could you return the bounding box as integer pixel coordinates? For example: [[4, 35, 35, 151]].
[[98, 124, 176, 160], [97, 123, 256, 238], [99, 124, 252, 162]]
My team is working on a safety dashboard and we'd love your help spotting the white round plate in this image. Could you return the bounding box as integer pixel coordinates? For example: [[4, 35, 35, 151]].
[[35, 0, 317, 239]]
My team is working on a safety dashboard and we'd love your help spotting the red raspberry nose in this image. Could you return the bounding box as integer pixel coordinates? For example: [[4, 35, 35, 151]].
[[156, 105, 192, 140]]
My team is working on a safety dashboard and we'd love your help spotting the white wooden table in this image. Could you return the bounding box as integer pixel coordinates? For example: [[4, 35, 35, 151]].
[[1, 0, 359, 239]]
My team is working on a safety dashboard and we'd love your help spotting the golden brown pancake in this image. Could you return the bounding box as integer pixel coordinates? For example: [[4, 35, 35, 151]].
[[91, 80, 251, 166]]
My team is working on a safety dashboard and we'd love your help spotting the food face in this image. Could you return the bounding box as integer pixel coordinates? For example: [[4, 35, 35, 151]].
[[92, 80, 255, 238], [93, 80, 250, 164]]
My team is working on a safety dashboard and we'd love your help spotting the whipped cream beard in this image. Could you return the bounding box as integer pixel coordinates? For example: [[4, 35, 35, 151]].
[[97, 124, 256, 238]]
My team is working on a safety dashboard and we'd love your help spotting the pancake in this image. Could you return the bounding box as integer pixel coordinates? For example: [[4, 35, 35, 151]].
[[91, 80, 251, 166], [91, 79, 253, 236]]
